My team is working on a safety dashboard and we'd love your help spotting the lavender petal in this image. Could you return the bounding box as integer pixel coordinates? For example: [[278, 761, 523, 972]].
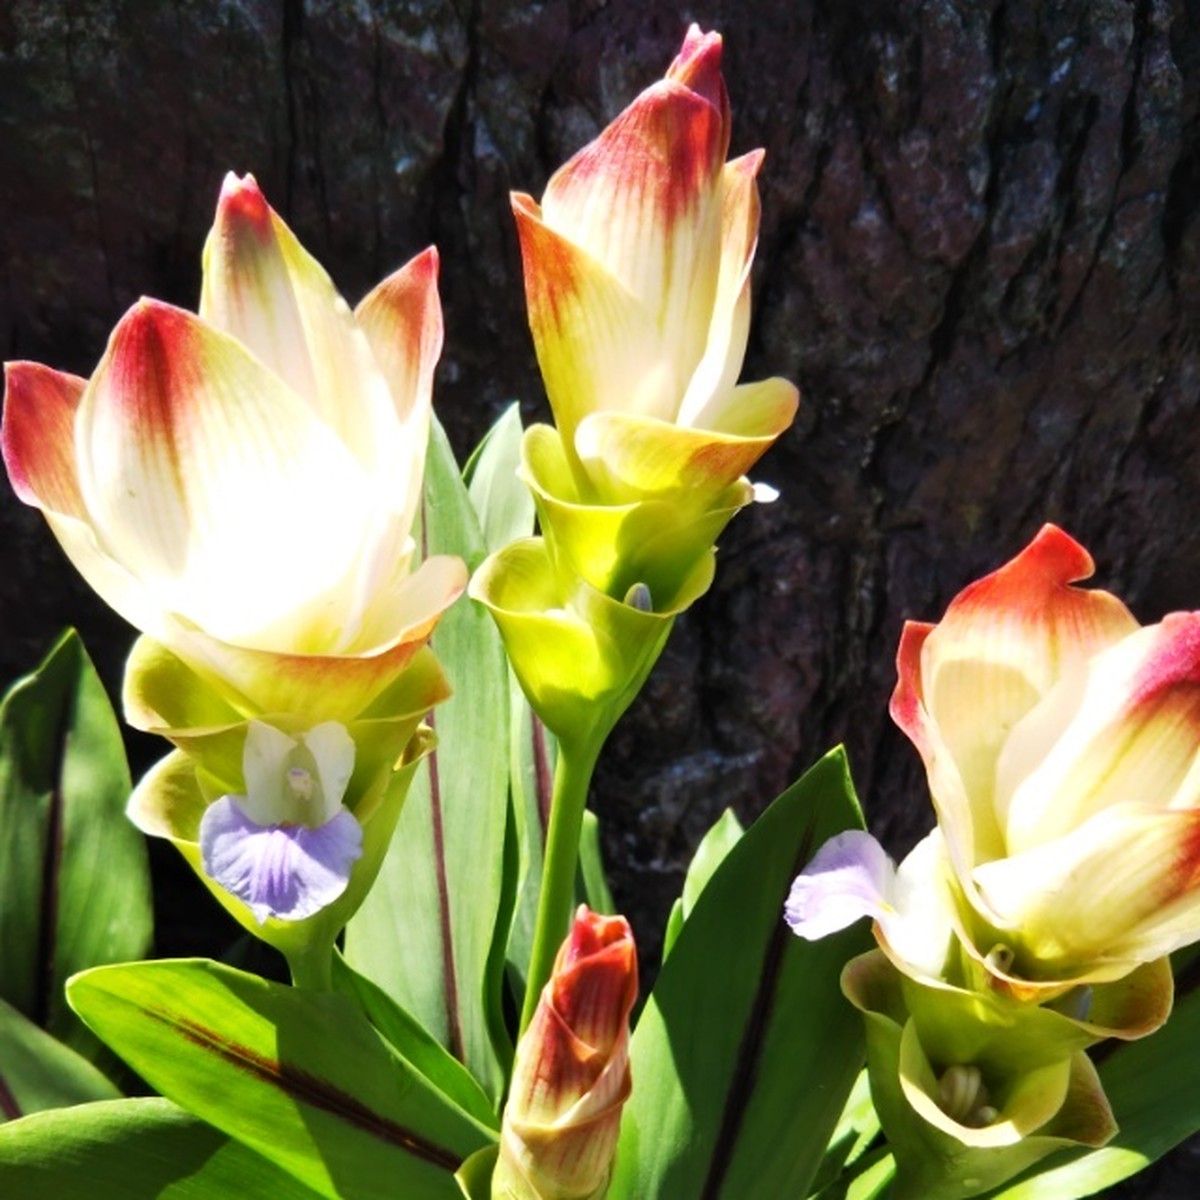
[[784, 829, 895, 940], [199, 795, 364, 924]]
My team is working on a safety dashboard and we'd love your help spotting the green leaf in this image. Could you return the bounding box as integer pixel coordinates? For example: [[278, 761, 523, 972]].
[[578, 809, 614, 915], [0, 996, 119, 1123], [67, 959, 495, 1199], [0, 1096, 322, 1198], [0, 629, 151, 1058], [986, 970, 1200, 1199], [809, 1068, 884, 1198], [609, 749, 872, 1200], [463, 401, 535, 555], [504, 682, 556, 1001], [455, 1144, 499, 1200], [345, 416, 512, 1103], [332, 954, 497, 1130], [662, 807, 745, 960], [463, 401, 564, 1003]]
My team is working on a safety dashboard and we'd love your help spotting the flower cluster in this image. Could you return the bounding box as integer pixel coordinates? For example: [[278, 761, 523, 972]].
[[3, 174, 465, 969], [788, 525, 1200, 1196]]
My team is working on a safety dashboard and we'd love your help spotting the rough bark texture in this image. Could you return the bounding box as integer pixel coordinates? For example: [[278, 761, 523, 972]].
[[2, 2, 1199, 1191]]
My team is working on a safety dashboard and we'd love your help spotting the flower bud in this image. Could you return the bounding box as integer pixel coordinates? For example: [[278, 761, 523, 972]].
[[493, 907, 637, 1199]]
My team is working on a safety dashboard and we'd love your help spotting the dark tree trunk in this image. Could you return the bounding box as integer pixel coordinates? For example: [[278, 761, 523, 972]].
[[2, 3, 1199, 1193]]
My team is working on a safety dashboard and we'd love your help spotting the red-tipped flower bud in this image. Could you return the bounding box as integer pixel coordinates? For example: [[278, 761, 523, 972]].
[[495, 906, 637, 1199]]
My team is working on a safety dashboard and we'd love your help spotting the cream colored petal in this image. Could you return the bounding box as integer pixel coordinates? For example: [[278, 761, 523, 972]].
[[2, 362, 88, 515], [200, 173, 399, 488], [239, 721, 299, 824], [512, 194, 672, 441], [675, 375, 799, 441], [677, 151, 764, 429], [900, 526, 1138, 867], [1001, 613, 1200, 852], [975, 802, 1200, 973], [343, 551, 469, 657], [161, 553, 466, 721], [75, 299, 373, 649], [890, 619, 1004, 913], [302, 721, 357, 822], [876, 832, 958, 981], [539, 77, 727, 390], [1, 363, 166, 634], [354, 246, 442, 530]]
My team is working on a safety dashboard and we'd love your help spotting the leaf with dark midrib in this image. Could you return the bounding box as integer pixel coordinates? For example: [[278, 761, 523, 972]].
[[160, 1010, 461, 1169], [34, 705, 67, 1033], [699, 818, 819, 1199], [424, 706, 465, 1066], [611, 750, 870, 1200]]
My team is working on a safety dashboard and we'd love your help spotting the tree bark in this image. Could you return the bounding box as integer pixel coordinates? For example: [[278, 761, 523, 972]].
[[2, 3, 1199, 1191]]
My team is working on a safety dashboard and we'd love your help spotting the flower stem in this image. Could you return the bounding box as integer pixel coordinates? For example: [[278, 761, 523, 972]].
[[520, 736, 603, 1034], [285, 934, 335, 992]]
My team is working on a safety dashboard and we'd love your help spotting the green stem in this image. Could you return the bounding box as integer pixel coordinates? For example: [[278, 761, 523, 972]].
[[285, 933, 335, 992], [520, 735, 603, 1034]]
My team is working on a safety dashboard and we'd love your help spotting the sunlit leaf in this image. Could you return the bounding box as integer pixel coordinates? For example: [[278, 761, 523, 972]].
[[68, 958, 494, 1198], [609, 749, 871, 1199], [463, 402, 534, 556], [345, 417, 511, 1102], [332, 953, 496, 1129], [663, 806, 745, 960]]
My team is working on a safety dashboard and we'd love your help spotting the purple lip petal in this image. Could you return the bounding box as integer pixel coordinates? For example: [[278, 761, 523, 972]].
[[784, 830, 895, 940], [199, 795, 364, 924]]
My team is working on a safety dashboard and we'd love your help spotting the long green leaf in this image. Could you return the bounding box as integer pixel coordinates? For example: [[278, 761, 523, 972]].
[[609, 749, 872, 1200], [332, 954, 497, 1129], [68, 959, 495, 1199], [662, 807, 745, 960], [810, 1068, 884, 1198], [0, 996, 119, 1123], [578, 809, 615, 915], [0, 629, 151, 1059], [462, 401, 552, 1000], [0, 1096, 322, 1198], [345, 416, 512, 1103], [463, 401, 535, 556], [987, 968, 1200, 1199]]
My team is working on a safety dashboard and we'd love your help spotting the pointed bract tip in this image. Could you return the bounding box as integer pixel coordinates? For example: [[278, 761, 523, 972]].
[[216, 171, 273, 234], [121, 296, 190, 339], [510, 191, 540, 218], [668, 25, 725, 105], [406, 244, 440, 283], [1023, 522, 1094, 582], [563, 905, 634, 964], [675, 24, 723, 68]]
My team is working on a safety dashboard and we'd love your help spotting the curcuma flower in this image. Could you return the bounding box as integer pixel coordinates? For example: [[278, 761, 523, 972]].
[[512, 24, 796, 485], [492, 906, 637, 1199], [2, 172, 465, 723], [2, 174, 465, 951], [473, 27, 796, 748], [507, 23, 797, 610], [784, 526, 1200, 1196], [891, 524, 1200, 993], [789, 525, 1200, 999]]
